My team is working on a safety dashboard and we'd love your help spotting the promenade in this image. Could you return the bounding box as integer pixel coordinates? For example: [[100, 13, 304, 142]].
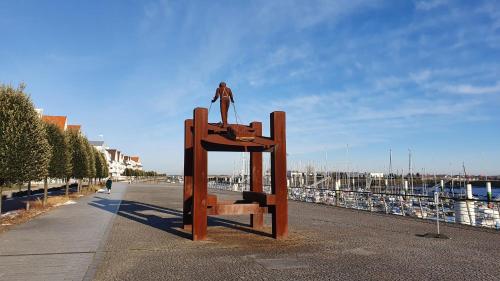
[[0, 184, 126, 281], [1, 183, 499, 280]]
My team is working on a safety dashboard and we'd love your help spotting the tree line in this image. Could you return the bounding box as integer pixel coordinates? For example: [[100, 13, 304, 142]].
[[122, 168, 166, 178], [0, 84, 109, 214]]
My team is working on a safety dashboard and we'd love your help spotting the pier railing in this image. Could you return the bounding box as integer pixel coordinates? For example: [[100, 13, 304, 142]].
[[288, 187, 500, 230], [207, 181, 500, 230]]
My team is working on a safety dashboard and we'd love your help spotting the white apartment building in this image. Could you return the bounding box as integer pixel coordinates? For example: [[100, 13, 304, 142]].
[[124, 156, 143, 171], [105, 149, 126, 178], [90, 142, 143, 179]]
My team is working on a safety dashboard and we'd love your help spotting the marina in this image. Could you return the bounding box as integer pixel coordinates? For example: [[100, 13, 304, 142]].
[[208, 158, 500, 230]]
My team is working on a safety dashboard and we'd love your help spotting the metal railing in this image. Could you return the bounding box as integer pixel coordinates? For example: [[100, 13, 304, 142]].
[[288, 186, 500, 230], [207, 180, 500, 230]]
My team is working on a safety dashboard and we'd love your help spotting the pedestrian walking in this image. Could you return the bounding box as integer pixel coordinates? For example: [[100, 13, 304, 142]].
[[105, 178, 112, 194]]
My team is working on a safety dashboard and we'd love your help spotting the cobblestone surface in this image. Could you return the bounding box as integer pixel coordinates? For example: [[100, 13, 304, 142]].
[[94, 183, 500, 281]]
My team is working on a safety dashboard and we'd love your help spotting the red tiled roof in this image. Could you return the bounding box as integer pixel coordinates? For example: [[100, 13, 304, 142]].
[[41, 115, 67, 130], [131, 156, 140, 163], [67, 125, 81, 132]]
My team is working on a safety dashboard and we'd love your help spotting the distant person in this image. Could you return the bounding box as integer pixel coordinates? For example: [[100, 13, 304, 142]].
[[105, 178, 112, 194], [211, 82, 234, 127]]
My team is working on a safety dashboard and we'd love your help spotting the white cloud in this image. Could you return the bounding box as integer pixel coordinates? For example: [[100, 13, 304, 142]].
[[268, 46, 311, 67], [414, 0, 448, 11], [444, 82, 500, 95], [241, 44, 315, 87], [410, 70, 431, 83], [258, 87, 481, 151], [256, 0, 383, 30], [139, 0, 172, 33], [350, 99, 479, 121], [104, 1, 500, 172]]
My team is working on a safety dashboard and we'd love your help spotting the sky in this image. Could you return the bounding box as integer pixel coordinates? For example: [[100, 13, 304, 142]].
[[1, 0, 499, 175]]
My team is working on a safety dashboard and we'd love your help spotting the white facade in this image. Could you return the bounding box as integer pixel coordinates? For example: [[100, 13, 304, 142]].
[[108, 150, 126, 178], [110, 161, 126, 178], [90, 142, 122, 178], [369, 172, 384, 178], [90, 141, 142, 178], [124, 157, 143, 171], [35, 108, 43, 118]]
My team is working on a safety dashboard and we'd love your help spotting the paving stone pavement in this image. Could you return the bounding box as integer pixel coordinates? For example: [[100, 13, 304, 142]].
[[94, 183, 500, 281], [1, 183, 500, 281], [0, 183, 127, 281]]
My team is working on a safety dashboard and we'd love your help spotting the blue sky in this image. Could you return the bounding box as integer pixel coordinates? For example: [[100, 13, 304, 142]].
[[1, 0, 499, 175]]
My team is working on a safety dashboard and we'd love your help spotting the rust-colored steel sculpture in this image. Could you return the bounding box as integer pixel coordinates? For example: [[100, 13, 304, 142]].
[[250, 121, 263, 229], [183, 119, 193, 230], [211, 82, 234, 127], [183, 107, 288, 241]]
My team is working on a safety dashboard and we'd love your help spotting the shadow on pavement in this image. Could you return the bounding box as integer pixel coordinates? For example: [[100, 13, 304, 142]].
[[88, 196, 272, 240]]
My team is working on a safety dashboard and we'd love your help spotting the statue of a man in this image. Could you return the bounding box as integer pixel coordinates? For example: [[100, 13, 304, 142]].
[[211, 82, 234, 127]]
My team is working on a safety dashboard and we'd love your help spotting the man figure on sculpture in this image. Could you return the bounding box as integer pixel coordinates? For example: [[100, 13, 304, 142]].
[[211, 82, 234, 127]]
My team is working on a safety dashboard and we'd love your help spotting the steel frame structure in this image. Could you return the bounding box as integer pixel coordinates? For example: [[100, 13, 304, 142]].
[[183, 107, 288, 241]]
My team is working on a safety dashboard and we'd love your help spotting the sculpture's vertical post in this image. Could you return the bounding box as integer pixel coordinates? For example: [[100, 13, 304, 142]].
[[183, 119, 193, 229], [270, 111, 288, 239], [192, 108, 208, 240], [250, 121, 263, 229]]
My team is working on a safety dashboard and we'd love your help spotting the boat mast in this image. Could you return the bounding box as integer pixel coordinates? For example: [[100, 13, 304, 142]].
[[346, 144, 350, 190], [389, 148, 393, 188]]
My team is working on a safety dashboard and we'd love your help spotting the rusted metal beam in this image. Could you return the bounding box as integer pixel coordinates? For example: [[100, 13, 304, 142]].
[[271, 111, 288, 239], [207, 194, 218, 207], [243, 191, 276, 206], [250, 121, 264, 229], [183, 119, 193, 230], [192, 108, 208, 241], [207, 203, 267, 216], [201, 134, 275, 152]]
